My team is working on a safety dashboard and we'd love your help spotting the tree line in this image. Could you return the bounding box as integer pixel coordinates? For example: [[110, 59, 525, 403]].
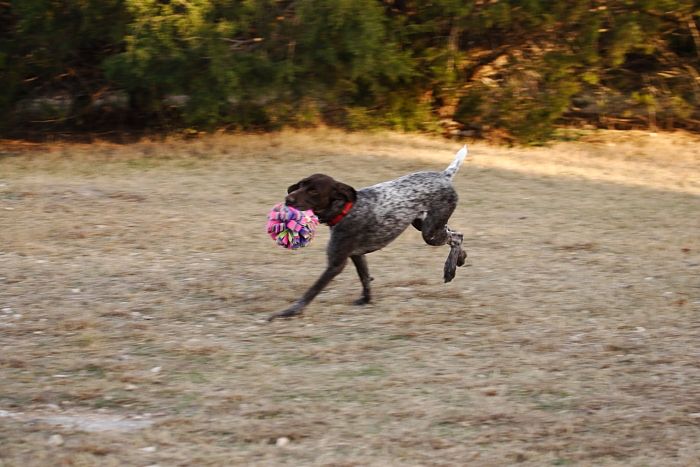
[[2, 0, 699, 142]]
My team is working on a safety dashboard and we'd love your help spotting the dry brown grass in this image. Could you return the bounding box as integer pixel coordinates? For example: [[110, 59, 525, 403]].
[[1, 129, 699, 466]]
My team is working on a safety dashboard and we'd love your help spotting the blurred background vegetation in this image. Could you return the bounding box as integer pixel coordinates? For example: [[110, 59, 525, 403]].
[[1, 0, 699, 143]]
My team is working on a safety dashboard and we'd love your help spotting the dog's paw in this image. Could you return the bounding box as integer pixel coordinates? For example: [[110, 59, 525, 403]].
[[353, 297, 371, 306], [444, 265, 456, 283], [444, 247, 463, 282], [457, 249, 467, 267]]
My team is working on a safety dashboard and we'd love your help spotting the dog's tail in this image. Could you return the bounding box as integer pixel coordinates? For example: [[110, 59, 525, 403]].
[[444, 145, 468, 179]]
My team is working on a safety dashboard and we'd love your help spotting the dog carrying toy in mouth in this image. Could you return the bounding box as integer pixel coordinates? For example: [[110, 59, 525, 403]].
[[266, 203, 319, 249], [267, 145, 469, 321]]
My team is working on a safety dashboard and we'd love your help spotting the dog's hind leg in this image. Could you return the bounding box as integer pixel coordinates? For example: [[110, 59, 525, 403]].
[[411, 212, 427, 231], [443, 228, 467, 282], [420, 194, 467, 283]]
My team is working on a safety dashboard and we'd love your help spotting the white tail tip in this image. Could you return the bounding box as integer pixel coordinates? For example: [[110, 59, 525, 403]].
[[445, 144, 468, 177], [457, 144, 468, 159]]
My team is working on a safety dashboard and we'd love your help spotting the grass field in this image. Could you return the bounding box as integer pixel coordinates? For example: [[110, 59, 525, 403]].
[[1, 129, 699, 466]]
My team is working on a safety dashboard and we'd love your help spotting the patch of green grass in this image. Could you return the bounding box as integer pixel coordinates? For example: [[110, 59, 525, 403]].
[[0, 393, 33, 407], [338, 365, 387, 378], [93, 393, 133, 409], [431, 419, 477, 439], [533, 392, 575, 412], [125, 159, 161, 170], [552, 458, 573, 465], [387, 334, 415, 340], [252, 409, 285, 419], [175, 159, 203, 169], [276, 355, 320, 366], [553, 128, 589, 142], [129, 344, 159, 356], [81, 364, 106, 378], [174, 393, 199, 413], [187, 372, 208, 383]]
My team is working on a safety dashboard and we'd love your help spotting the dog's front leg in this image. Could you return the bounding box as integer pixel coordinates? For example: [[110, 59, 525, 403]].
[[268, 256, 348, 321], [350, 254, 372, 305]]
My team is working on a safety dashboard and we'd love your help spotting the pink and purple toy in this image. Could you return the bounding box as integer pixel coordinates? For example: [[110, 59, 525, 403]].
[[266, 203, 319, 250]]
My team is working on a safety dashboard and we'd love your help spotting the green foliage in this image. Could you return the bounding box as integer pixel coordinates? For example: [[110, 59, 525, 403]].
[[2, 0, 700, 141], [102, 0, 269, 126]]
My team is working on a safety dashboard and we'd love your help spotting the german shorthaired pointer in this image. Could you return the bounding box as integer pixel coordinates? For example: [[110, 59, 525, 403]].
[[268, 146, 469, 321]]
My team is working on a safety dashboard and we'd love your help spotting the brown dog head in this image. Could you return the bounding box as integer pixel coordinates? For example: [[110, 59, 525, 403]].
[[285, 174, 356, 222]]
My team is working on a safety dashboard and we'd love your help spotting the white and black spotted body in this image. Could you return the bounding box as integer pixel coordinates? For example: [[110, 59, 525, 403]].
[[332, 171, 460, 256], [269, 146, 468, 321]]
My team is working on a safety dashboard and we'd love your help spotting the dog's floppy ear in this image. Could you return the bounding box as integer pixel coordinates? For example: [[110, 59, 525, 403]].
[[333, 181, 357, 203], [287, 182, 300, 194]]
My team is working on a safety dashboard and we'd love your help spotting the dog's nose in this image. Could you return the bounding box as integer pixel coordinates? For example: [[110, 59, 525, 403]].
[[285, 195, 296, 206]]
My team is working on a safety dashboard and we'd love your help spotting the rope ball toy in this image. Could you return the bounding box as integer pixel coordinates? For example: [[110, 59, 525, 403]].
[[266, 203, 319, 249]]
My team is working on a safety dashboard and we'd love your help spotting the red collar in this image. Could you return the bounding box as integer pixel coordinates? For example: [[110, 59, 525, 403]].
[[328, 201, 354, 226]]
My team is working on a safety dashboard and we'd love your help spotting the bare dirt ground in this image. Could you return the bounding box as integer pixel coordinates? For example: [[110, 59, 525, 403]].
[[1, 129, 699, 466]]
